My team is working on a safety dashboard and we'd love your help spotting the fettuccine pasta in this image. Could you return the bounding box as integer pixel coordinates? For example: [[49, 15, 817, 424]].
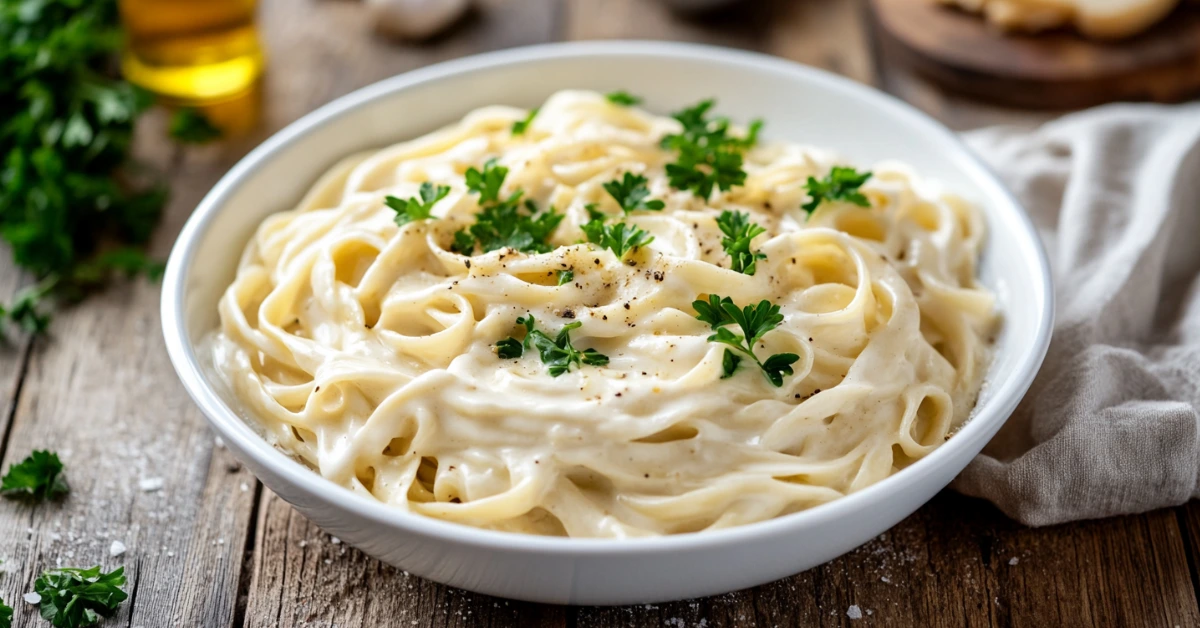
[[210, 90, 997, 537]]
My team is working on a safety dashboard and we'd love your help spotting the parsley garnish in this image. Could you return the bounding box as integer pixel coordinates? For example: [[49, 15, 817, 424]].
[[465, 159, 509, 204], [385, 182, 451, 226], [456, 160, 563, 254], [660, 100, 763, 199], [802, 166, 872, 213], [1, 450, 68, 501], [604, 173, 664, 214], [716, 210, 767, 275], [168, 108, 222, 145], [34, 566, 127, 628], [605, 91, 642, 106], [511, 108, 539, 135], [497, 315, 608, 376], [694, 295, 799, 387], [0, 596, 11, 628], [721, 349, 742, 379], [582, 220, 654, 259], [457, 197, 563, 254], [557, 270, 574, 286], [0, 1, 167, 334]]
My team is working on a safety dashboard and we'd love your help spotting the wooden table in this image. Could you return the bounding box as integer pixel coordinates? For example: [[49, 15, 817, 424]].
[[2, 1, 1198, 626]]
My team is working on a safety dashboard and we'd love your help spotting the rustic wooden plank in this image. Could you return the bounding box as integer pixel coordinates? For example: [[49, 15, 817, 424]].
[[243, 490, 569, 628]]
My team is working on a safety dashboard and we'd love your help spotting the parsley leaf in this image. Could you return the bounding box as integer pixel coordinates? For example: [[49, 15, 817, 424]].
[[459, 197, 563, 254], [557, 269, 574, 286], [582, 220, 654, 259], [511, 108, 539, 135], [385, 182, 451, 226], [501, 315, 608, 377], [605, 91, 642, 106], [721, 349, 742, 379], [716, 210, 767, 275], [458, 161, 563, 254], [660, 99, 763, 199], [604, 173, 664, 213], [465, 159, 508, 204], [168, 108, 222, 145], [0, 1, 166, 334], [693, 295, 798, 387], [494, 337, 523, 359], [0, 596, 11, 628], [1, 450, 68, 501], [34, 566, 127, 628], [802, 166, 872, 213]]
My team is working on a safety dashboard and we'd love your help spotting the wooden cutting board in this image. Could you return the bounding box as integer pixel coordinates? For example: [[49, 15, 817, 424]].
[[869, 0, 1200, 108]]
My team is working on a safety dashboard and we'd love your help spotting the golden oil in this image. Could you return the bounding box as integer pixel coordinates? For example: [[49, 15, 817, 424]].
[[119, 0, 264, 105]]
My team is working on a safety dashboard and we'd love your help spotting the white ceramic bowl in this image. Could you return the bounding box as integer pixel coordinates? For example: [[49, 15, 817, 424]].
[[162, 41, 1053, 606]]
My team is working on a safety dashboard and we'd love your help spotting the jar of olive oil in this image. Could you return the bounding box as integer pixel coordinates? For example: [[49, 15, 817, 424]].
[[119, 0, 264, 105]]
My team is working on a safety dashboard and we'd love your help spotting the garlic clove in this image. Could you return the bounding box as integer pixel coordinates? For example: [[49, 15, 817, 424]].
[[367, 0, 472, 41]]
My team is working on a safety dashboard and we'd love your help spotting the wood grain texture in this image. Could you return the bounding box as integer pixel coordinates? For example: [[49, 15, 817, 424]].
[[870, 0, 1200, 108]]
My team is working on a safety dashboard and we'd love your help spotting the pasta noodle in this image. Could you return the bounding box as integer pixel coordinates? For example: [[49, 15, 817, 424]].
[[209, 90, 998, 538]]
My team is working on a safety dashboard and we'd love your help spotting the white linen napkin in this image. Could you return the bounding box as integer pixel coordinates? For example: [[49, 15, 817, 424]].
[[952, 104, 1200, 525]]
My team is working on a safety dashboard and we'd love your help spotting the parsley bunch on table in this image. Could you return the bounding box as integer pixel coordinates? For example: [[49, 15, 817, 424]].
[[661, 99, 762, 199], [0, 450, 68, 501], [694, 295, 799, 387], [0, 596, 11, 628], [0, 0, 171, 335], [495, 315, 608, 376], [453, 160, 563, 254], [34, 566, 127, 628]]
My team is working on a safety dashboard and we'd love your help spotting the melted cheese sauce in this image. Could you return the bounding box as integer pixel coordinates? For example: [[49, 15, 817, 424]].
[[210, 90, 997, 537]]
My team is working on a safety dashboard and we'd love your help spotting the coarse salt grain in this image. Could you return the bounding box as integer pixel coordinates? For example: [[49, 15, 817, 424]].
[[331, 536, 341, 545], [109, 540, 127, 557], [847, 605, 863, 620], [23, 592, 41, 604], [1009, 557, 1019, 565], [139, 477, 164, 492]]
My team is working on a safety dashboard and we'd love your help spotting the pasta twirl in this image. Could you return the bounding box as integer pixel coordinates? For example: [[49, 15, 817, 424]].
[[210, 90, 998, 538]]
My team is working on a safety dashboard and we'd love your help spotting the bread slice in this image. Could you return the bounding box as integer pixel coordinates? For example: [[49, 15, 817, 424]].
[[936, 0, 1179, 39]]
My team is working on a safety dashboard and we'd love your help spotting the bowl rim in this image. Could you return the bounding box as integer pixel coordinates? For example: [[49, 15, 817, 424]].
[[161, 40, 1054, 555]]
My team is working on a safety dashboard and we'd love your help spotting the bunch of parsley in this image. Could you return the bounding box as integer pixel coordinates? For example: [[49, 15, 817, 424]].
[[0, 0, 169, 335]]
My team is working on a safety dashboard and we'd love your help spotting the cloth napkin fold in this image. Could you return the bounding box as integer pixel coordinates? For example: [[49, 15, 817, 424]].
[[953, 104, 1200, 526]]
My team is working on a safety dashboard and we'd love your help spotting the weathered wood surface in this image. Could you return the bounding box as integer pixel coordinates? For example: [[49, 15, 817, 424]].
[[1, 1, 1199, 627]]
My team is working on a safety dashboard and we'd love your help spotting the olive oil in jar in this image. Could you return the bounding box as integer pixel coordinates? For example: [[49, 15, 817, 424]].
[[119, 0, 264, 104]]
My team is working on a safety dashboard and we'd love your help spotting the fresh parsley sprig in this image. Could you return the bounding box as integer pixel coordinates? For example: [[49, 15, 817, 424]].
[[694, 295, 799, 387], [582, 220, 654, 259], [1, 450, 68, 501], [803, 166, 872, 213], [495, 315, 608, 376], [605, 91, 642, 106], [604, 173, 664, 214], [660, 100, 763, 199], [557, 270, 574, 286], [465, 159, 509, 204], [454, 197, 563, 255], [386, 182, 451, 226], [511, 108, 539, 135], [0, 596, 11, 628], [455, 160, 563, 254], [716, 210, 767, 275], [34, 566, 128, 628]]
